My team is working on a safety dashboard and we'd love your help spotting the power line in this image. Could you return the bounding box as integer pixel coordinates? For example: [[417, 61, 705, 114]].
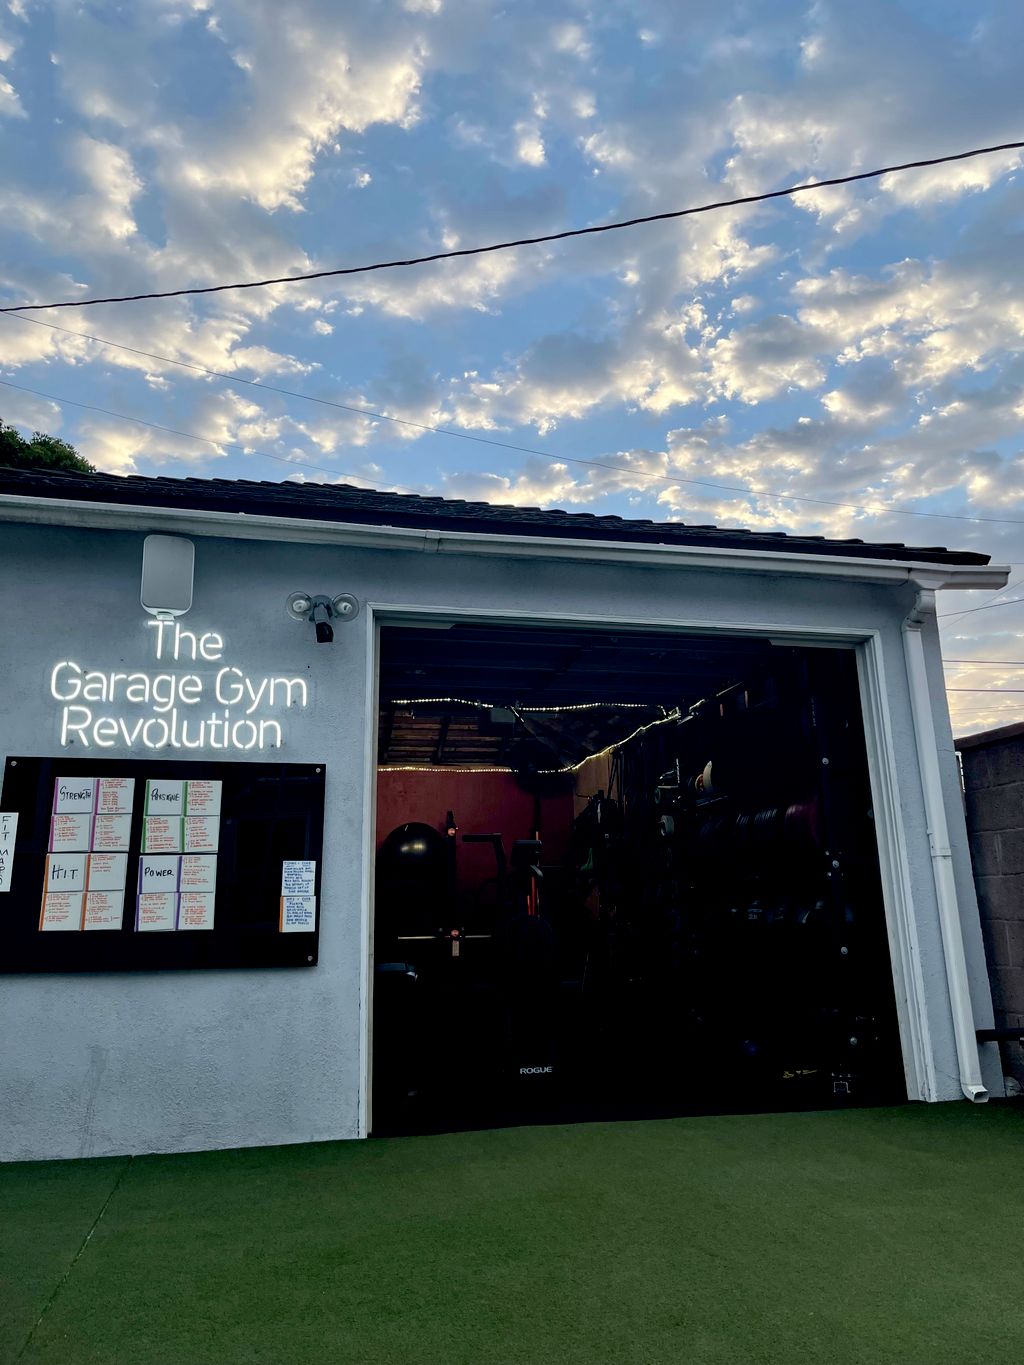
[[937, 574, 1024, 624], [6, 319, 1024, 530], [937, 594, 1024, 619], [943, 659, 1024, 666], [947, 688, 1024, 694], [2, 140, 1021, 314], [0, 377, 427, 494]]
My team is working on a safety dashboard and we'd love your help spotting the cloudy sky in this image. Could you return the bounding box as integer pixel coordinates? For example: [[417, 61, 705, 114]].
[[0, 0, 1021, 734]]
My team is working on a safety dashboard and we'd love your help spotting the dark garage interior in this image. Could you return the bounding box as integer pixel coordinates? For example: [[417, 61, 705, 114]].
[[371, 621, 906, 1135]]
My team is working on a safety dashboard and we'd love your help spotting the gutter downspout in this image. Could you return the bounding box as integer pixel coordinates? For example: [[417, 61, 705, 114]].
[[902, 585, 988, 1102]]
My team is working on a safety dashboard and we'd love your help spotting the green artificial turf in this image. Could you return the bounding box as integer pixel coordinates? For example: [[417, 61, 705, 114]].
[[2, 1105, 1023, 1364]]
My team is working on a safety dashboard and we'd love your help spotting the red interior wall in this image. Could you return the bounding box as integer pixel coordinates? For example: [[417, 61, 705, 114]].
[[376, 771, 574, 895]]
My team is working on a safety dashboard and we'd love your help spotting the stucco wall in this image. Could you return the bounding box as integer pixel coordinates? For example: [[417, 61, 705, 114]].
[[0, 520, 998, 1161]]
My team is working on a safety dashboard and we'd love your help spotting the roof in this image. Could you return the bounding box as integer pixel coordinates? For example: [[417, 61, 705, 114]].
[[0, 466, 989, 567]]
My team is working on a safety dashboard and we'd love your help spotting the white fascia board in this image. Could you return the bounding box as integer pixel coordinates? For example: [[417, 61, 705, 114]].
[[0, 492, 1010, 591]]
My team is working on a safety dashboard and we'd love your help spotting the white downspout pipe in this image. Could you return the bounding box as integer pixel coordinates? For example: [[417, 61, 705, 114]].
[[902, 586, 988, 1102]]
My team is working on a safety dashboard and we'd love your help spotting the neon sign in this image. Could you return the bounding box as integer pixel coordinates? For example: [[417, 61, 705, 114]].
[[50, 621, 309, 751]]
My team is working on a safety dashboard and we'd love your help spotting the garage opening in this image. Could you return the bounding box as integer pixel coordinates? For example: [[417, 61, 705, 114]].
[[371, 621, 905, 1136]]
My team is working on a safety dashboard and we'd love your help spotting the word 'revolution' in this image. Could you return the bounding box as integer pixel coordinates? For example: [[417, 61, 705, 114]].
[[51, 621, 309, 751]]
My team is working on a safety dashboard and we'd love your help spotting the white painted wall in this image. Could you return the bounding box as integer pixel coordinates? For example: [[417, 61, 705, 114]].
[[0, 521, 997, 1161]]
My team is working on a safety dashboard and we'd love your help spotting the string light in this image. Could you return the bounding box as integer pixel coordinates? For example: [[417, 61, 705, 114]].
[[535, 709, 683, 774], [378, 764, 516, 774], [387, 697, 652, 713], [378, 708, 683, 776]]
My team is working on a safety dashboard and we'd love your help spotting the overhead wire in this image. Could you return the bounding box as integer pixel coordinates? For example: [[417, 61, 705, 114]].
[[937, 594, 1024, 619], [937, 575, 1024, 622], [2, 140, 1021, 314]]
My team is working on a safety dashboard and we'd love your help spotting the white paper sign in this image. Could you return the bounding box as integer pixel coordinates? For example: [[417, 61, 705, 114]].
[[179, 855, 217, 895], [145, 778, 184, 816], [0, 813, 18, 893], [183, 817, 219, 852], [280, 895, 316, 932], [178, 893, 215, 930], [281, 861, 316, 896], [49, 812, 92, 852], [136, 892, 177, 931], [97, 778, 135, 814], [53, 777, 96, 814], [92, 813, 132, 852], [83, 890, 124, 930], [143, 816, 182, 853], [185, 780, 221, 817], [138, 856, 181, 892], [44, 852, 88, 894], [86, 852, 128, 893], [39, 891, 83, 931]]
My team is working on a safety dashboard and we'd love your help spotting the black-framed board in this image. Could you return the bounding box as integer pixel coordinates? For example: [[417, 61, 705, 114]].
[[0, 756, 326, 972]]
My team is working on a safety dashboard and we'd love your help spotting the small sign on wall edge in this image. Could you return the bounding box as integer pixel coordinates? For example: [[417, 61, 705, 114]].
[[0, 812, 18, 893]]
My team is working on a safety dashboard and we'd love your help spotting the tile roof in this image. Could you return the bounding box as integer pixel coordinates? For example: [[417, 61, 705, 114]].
[[0, 465, 989, 566]]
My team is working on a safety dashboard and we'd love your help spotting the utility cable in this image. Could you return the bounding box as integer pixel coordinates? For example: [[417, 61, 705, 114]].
[[0, 377, 427, 494], [937, 575, 1024, 623], [4, 335, 1024, 530], [1, 140, 1021, 313], [943, 659, 1024, 666], [937, 594, 1024, 619]]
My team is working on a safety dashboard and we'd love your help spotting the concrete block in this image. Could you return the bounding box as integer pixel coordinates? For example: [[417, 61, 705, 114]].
[[964, 782, 1024, 833], [972, 874, 1024, 920], [997, 831, 1024, 876], [989, 967, 1024, 1013], [981, 919, 1012, 968], [962, 741, 1024, 790], [968, 831, 1001, 878], [1007, 920, 1024, 969]]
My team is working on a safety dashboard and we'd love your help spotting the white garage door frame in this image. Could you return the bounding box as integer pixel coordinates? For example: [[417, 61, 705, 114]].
[[358, 603, 937, 1138]]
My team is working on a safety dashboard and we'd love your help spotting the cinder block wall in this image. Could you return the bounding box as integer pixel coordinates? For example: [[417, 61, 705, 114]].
[[957, 723, 1024, 1087]]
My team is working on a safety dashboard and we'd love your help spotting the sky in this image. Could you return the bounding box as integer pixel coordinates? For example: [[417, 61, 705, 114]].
[[0, 0, 1022, 736]]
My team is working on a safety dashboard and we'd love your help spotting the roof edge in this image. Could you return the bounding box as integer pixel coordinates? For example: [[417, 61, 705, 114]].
[[0, 492, 1010, 590]]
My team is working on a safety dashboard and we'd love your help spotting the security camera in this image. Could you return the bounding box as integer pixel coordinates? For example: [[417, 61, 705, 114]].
[[286, 592, 360, 644]]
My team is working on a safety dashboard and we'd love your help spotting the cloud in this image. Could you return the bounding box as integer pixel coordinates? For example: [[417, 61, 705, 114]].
[[514, 121, 546, 167], [0, 72, 23, 118], [72, 136, 144, 239]]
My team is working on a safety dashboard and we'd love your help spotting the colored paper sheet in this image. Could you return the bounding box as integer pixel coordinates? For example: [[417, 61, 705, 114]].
[[52, 777, 96, 814], [136, 892, 178, 932], [178, 893, 215, 930], [83, 890, 124, 930], [144, 778, 184, 817], [96, 777, 135, 814], [137, 856, 181, 894], [43, 852, 88, 896], [279, 895, 316, 932], [0, 812, 18, 893], [183, 816, 219, 853], [281, 861, 316, 896], [92, 813, 132, 852], [39, 891, 83, 931], [143, 816, 183, 853], [179, 855, 217, 895], [185, 780, 221, 817], [49, 813, 92, 852], [85, 852, 127, 893]]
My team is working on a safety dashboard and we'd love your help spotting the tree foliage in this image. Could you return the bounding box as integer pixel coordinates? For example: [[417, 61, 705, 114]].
[[0, 420, 95, 473]]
